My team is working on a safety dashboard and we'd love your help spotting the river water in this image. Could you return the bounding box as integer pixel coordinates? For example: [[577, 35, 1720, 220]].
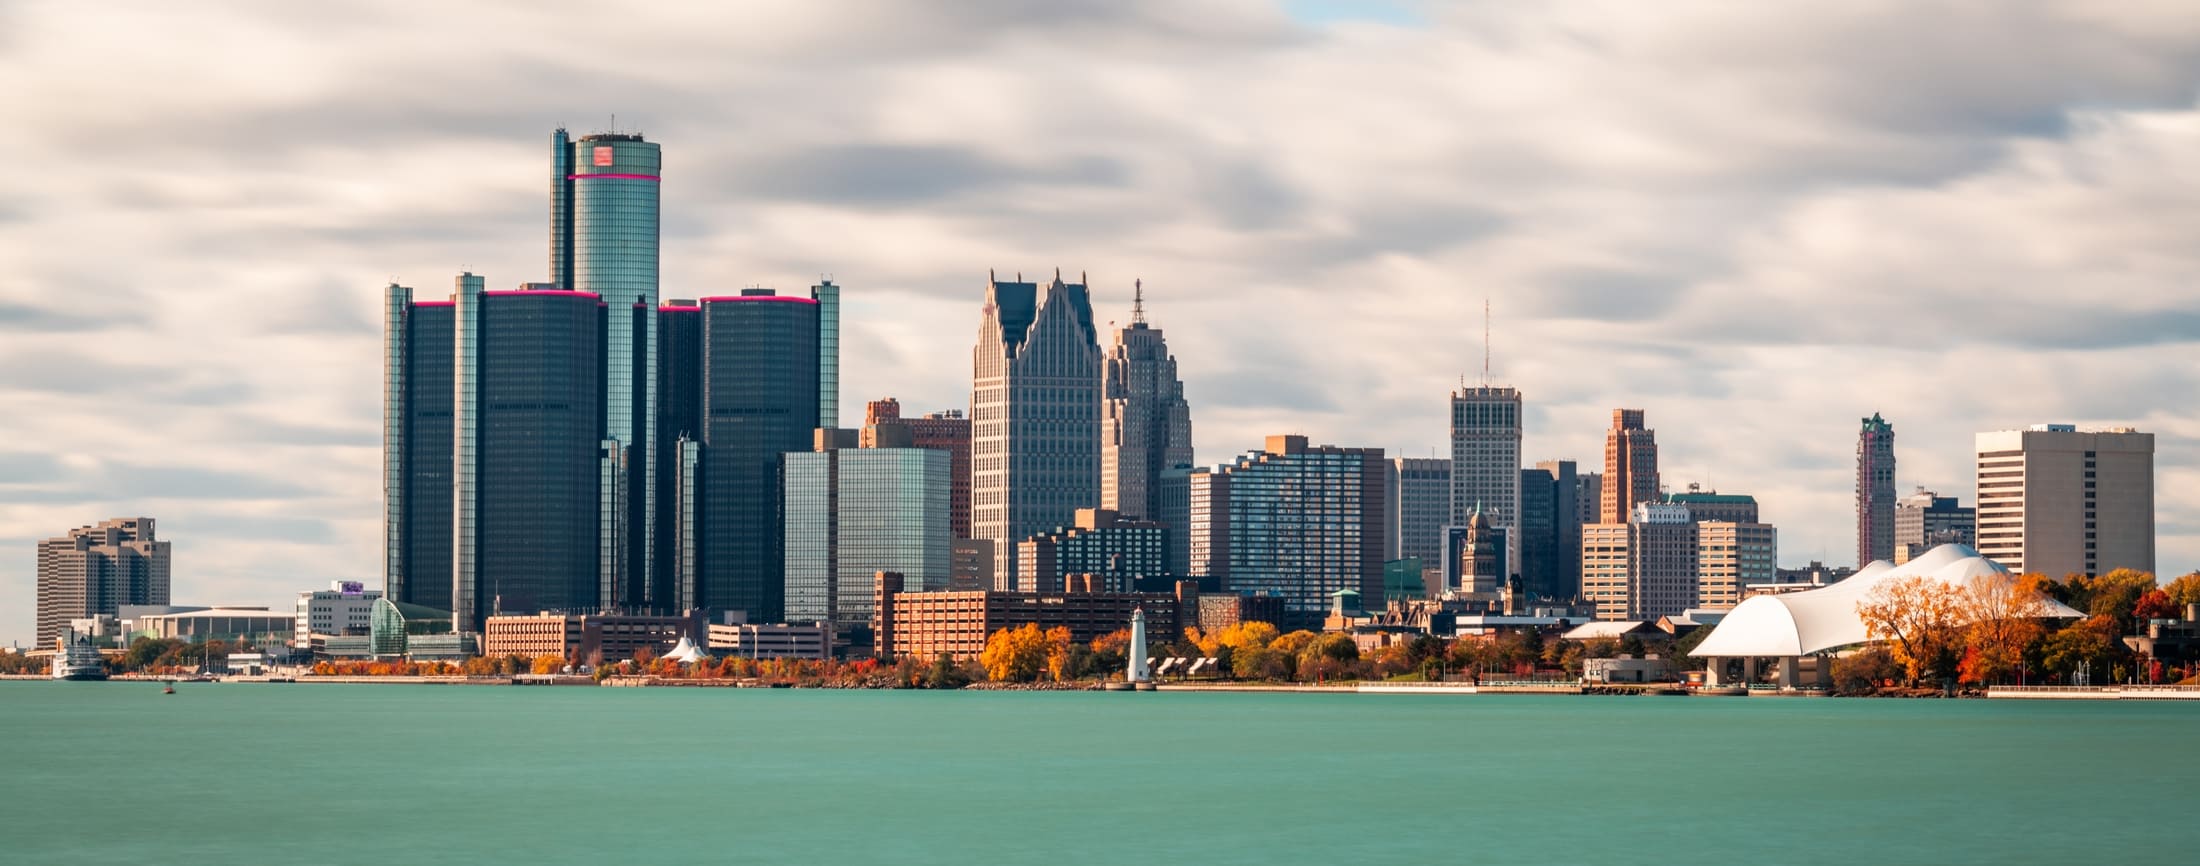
[[2, 682, 2190, 864]]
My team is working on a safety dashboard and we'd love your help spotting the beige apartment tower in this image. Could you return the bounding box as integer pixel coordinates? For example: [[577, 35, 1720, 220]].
[[1974, 425, 2153, 578], [36, 517, 171, 645]]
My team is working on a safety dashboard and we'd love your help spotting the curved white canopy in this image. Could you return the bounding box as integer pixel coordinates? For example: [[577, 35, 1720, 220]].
[[662, 635, 708, 664], [1689, 544, 2082, 658]]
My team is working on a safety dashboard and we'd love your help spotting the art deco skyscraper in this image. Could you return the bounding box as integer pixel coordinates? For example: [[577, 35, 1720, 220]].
[[1856, 413, 1896, 567], [551, 128, 661, 613], [1101, 282, 1194, 573], [1450, 385, 1522, 574], [972, 271, 1102, 591], [1600, 409, 1658, 524]]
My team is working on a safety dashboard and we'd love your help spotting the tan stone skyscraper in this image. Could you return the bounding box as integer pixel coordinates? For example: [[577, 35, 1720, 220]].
[[1600, 409, 1659, 524], [972, 271, 1102, 591], [1101, 282, 1194, 575]]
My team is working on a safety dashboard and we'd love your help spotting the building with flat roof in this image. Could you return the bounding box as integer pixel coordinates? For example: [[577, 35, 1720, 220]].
[[1894, 489, 1975, 565], [698, 289, 823, 623], [706, 620, 834, 660], [785, 424, 952, 633], [1975, 425, 2153, 578], [37, 518, 170, 646], [1188, 435, 1386, 629], [1387, 458, 1451, 585], [482, 612, 699, 663], [873, 571, 1185, 662], [1519, 460, 1583, 602], [1451, 386, 1521, 575], [1017, 508, 1167, 595], [866, 399, 972, 542], [137, 607, 296, 645], [1665, 489, 1759, 525], [295, 581, 381, 650]]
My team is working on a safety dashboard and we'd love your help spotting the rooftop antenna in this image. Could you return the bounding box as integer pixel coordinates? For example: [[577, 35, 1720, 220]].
[[1481, 298, 1491, 386], [1132, 279, 1146, 324]]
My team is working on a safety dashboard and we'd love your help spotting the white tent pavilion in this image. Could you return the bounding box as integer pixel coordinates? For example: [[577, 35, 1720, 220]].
[[1688, 543, 2082, 688], [662, 635, 709, 665]]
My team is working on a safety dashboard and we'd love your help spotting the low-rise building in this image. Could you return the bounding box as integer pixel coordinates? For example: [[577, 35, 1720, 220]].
[[481, 612, 700, 663], [1017, 508, 1168, 594], [136, 607, 297, 645], [874, 571, 1187, 662], [707, 621, 834, 660], [295, 581, 381, 651]]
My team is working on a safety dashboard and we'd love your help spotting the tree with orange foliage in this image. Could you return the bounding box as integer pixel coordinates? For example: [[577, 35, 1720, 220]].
[[1960, 571, 2052, 685], [1856, 575, 1966, 689], [530, 655, 562, 674]]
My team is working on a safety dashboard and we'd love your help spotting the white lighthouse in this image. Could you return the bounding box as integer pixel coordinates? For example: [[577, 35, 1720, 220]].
[[1127, 606, 1151, 684]]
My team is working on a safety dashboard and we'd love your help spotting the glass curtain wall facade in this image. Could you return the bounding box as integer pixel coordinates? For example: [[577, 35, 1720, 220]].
[[785, 447, 950, 631], [699, 292, 820, 623], [971, 274, 1102, 592], [382, 285, 455, 609], [813, 280, 840, 429], [454, 285, 605, 626], [552, 129, 661, 619], [652, 302, 702, 612]]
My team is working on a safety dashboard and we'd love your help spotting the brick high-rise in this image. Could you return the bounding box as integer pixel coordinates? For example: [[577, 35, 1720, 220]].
[[1600, 409, 1659, 524]]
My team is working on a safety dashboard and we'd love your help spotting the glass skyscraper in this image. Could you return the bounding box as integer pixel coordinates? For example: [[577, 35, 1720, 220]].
[[784, 443, 950, 632], [382, 283, 454, 610], [551, 128, 660, 615], [699, 290, 821, 623]]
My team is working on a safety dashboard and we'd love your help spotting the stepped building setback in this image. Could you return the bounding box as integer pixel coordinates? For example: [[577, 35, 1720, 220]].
[[36, 518, 170, 645]]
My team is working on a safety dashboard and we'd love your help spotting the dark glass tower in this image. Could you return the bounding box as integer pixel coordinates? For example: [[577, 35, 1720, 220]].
[[381, 284, 454, 608], [652, 301, 703, 612], [698, 290, 820, 623], [551, 128, 660, 615]]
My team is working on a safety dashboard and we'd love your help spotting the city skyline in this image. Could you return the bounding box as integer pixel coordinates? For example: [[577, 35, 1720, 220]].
[[4, 2, 2200, 644]]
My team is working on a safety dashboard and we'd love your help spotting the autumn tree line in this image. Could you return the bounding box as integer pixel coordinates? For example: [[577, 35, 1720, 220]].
[[1845, 569, 2200, 694]]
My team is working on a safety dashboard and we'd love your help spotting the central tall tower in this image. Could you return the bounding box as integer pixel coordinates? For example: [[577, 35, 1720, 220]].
[[972, 271, 1102, 591], [551, 128, 661, 611], [1450, 385, 1522, 576], [1601, 409, 1658, 523]]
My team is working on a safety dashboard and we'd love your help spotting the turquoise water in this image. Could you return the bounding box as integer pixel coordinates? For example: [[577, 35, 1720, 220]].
[[2, 682, 2193, 864]]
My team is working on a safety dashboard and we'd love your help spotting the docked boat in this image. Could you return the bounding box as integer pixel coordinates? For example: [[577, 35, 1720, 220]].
[[52, 630, 109, 681]]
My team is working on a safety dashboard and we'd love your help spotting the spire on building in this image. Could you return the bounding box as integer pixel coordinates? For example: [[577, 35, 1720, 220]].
[[1132, 279, 1145, 325]]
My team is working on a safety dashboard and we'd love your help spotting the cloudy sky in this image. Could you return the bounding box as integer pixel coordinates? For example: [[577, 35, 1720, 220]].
[[4, 0, 2198, 644]]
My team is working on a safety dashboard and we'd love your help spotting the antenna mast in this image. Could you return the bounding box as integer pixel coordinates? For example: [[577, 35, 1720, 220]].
[[1132, 279, 1146, 324], [1482, 298, 1491, 386]]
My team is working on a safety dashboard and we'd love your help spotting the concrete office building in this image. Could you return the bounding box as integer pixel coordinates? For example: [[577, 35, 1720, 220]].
[[1387, 458, 1452, 581], [971, 272, 1102, 591], [1894, 489, 1976, 565], [784, 426, 952, 633], [873, 571, 1185, 662], [1857, 413, 1896, 568], [1601, 410, 1659, 524], [137, 607, 296, 644], [295, 581, 381, 651], [1017, 508, 1168, 595], [1450, 385, 1522, 574], [36, 518, 171, 646], [1975, 425, 2154, 578], [1581, 503, 1698, 621], [1695, 521, 1778, 610], [866, 399, 972, 542], [551, 128, 662, 616], [1100, 284, 1195, 576], [697, 290, 822, 623], [1188, 435, 1386, 629], [707, 620, 833, 660]]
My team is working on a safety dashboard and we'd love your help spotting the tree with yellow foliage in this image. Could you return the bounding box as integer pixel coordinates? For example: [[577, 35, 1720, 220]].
[[529, 654, 563, 675], [979, 623, 1072, 682], [1855, 575, 1966, 689]]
